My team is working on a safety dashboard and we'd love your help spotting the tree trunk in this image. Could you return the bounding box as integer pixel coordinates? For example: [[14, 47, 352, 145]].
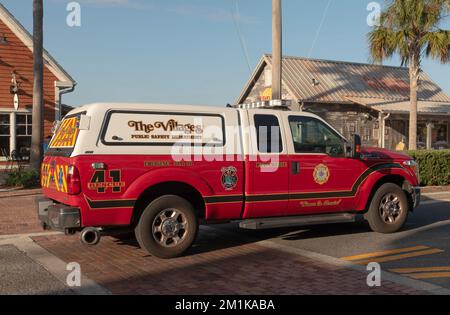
[[30, 0, 44, 171], [408, 53, 420, 151]]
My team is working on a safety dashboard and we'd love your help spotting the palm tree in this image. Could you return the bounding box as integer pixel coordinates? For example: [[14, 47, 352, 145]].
[[368, 0, 449, 150], [30, 0, 44, 170]]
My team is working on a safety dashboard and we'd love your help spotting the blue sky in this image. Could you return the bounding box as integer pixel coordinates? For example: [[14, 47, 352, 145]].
[[2, 0, 450, 107]]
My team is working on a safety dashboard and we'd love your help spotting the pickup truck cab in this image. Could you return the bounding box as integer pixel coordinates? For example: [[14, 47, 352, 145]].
[[38, 102, 421, 259]]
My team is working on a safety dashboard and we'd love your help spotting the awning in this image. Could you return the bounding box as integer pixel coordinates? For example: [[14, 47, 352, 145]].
[[346, 96, 450, 115]]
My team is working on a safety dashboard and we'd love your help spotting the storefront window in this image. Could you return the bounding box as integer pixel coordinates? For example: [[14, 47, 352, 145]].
[[435, 125, 447, 142], [417, 124, 426, 149], [434, 124, 448, 149], [16, 114, 32, 157], [0, 114, 10, 158]]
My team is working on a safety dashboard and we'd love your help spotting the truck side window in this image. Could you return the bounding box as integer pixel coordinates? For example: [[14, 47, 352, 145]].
[[254, 115, 283, 154], [289, 116, 345, 157]]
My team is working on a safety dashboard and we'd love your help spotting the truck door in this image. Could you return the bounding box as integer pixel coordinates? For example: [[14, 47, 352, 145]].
[[242, 111, 289, 218], [285, 114, 365, 215]]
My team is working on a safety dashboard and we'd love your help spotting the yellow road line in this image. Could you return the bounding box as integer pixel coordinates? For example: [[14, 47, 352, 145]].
[[405, 272, 450, 280], [390, 266, 450, 274], [354, 248, 444, 265], [341, 246, 429, 261]]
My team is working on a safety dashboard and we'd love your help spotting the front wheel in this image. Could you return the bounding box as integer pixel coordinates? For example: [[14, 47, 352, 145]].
[[135, 195, 198, 259], [365, 183, 409, 234]]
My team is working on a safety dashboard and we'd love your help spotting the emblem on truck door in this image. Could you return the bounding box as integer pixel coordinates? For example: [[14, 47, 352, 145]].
[[221, 166, 238, 191], [313, 164, 330, 185]]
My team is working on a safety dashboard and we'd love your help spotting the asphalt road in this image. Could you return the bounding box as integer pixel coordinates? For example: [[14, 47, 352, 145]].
[[214, 191, 450, 289]]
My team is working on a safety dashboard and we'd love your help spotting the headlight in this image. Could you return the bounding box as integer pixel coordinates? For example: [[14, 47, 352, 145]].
[[403, 160, 419, 178]]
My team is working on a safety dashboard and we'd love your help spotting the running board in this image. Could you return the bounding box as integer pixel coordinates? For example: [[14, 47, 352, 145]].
[[239, 213, 357, 230]]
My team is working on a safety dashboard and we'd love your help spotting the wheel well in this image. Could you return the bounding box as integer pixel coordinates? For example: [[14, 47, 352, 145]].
[[131, 182, 206, 225], [364, 175, 409, 212]]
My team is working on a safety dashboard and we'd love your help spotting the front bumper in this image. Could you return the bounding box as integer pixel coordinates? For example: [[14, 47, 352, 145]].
[[412, 186, 421, 209], [36, 197, 81, 231]]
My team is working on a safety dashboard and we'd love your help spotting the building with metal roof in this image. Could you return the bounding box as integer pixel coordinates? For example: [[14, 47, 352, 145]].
[[237, 55, 450, 150]]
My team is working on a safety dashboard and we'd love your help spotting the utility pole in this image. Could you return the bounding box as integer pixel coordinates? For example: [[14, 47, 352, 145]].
[[272, 0, 282, 100], [30, 0, 44, 171]]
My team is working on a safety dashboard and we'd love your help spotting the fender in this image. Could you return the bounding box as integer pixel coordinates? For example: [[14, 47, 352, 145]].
[[354, 164, 418, 211], [122, 167, 215, 200]]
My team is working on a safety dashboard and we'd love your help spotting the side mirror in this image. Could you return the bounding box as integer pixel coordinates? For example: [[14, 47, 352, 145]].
[[351, 134, 362, 159]]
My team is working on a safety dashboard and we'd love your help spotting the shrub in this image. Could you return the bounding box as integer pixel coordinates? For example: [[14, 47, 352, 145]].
[[407, 150, 450, 186], [5, 169, 41, 189]]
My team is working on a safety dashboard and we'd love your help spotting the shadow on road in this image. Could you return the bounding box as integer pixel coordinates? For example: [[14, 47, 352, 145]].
[[105, 200, 450, 258]]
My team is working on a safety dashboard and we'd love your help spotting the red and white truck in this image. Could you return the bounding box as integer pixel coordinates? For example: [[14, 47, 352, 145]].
[[38, 101, 421, 258]]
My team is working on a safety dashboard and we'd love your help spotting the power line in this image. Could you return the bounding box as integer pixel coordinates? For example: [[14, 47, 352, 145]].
[[308, 0, 334, 58], [231, 0, 252, 74]]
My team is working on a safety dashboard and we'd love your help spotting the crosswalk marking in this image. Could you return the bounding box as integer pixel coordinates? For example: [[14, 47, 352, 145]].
[[390, 266, 450, 274], [353, 248, 444, 265], [404, 272, 450, 280], [341, 246, 429, 261]]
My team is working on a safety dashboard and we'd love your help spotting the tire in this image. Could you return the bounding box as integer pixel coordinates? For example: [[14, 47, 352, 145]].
[[365, 183, 409, 234], [135, 195, 198, 259]]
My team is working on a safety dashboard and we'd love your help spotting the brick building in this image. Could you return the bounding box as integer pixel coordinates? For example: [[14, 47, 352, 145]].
[[237, 55, 450, 151], [0, 4, 75, 161]]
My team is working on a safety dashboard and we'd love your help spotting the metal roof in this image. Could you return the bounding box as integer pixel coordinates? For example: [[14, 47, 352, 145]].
[[237, 55, 450, 107], [347, 97, 450, 115]]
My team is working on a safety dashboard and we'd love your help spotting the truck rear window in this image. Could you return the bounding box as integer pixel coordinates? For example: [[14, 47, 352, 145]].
[[46, 115, 81, 156]]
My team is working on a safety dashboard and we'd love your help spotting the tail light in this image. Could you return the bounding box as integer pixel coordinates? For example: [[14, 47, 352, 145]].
[[67, 165, 81, 195]]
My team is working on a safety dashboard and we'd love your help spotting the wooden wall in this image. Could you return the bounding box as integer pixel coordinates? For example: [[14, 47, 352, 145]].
[[0, 19, 57, 137]]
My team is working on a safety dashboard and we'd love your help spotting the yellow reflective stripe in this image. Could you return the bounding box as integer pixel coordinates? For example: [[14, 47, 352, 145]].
[[53, 169, 59, 192], [46, 165, 51, 187], [62, 165, 68, 193]]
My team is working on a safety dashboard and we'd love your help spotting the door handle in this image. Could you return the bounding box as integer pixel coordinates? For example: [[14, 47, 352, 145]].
[[292, 162, 300, 175]]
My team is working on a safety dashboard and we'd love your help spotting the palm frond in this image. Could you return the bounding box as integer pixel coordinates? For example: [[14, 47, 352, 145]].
[[423, 30, 450, 63]]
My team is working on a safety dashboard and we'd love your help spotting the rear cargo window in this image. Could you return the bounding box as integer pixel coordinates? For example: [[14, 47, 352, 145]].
[[101, 111, 226, 147], [46, 114, 81, 157]]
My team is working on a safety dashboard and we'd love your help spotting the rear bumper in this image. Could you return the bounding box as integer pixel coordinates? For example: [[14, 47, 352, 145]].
[[36, 197, 81, 231], [412, 186, 421, 209]]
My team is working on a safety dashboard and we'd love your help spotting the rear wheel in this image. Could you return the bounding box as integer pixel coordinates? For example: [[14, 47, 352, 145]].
[[365, 183, 409, 234], [135, 195, 198, 259]]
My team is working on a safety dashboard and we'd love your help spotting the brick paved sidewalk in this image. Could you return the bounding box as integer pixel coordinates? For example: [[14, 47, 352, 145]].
[[0, 190, 429, 295], [0, 193, 42, 236], [33, 230, 425, 295]]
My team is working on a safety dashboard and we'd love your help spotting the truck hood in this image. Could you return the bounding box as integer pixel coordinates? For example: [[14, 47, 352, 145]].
[[362, 147, 412, 161]]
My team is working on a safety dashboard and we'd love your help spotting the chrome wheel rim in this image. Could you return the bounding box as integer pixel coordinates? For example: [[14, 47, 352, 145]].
[[379, 193, 403, 224], [152, 209, 188, 248]]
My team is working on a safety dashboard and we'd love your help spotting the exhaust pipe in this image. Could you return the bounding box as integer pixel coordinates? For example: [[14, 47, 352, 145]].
[[80, 227, 101, 246]]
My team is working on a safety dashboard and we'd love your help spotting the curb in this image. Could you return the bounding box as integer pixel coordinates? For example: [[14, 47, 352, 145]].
[[0, 189, 42, 199], [258, 240, 450, 295]]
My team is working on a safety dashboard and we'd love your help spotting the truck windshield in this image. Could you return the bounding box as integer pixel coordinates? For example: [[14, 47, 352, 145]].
[[46, 114, 81, 157]]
